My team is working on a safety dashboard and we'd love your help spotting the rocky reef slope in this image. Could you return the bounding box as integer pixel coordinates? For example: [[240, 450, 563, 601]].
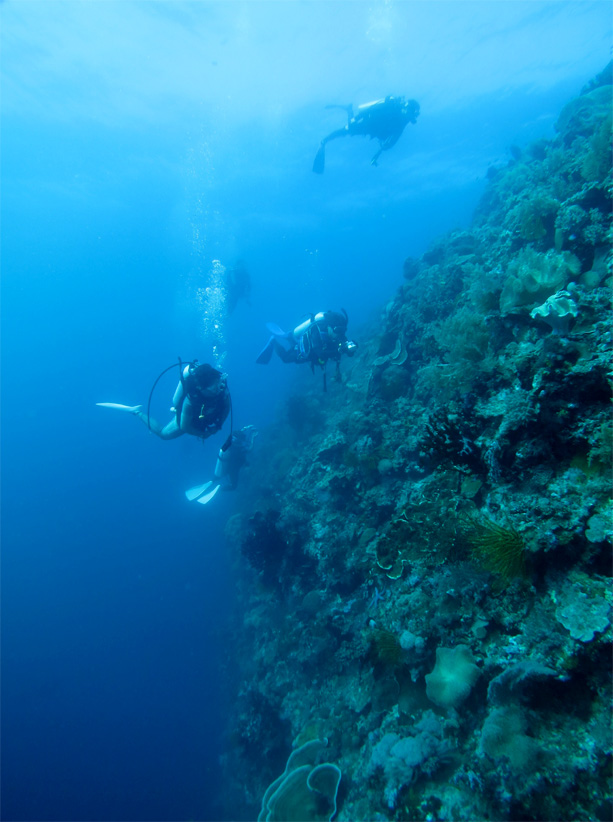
[[222, 65, 612, 822]]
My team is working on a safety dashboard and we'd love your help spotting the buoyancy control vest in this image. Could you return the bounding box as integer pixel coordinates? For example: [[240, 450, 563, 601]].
[[180, 363, 231, 435], [293, 309, 349, 365]]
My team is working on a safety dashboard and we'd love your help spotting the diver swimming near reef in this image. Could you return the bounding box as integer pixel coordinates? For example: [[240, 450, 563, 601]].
[[256, 309, 358, 391], [312, 95, 420, 173], [185, 425, 258, 505], [225, 259, 252, 315], [97, 359, 231, 441]]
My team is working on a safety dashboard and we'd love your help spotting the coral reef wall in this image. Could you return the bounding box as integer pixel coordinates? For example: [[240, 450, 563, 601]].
[[221, 67, 612, 822]]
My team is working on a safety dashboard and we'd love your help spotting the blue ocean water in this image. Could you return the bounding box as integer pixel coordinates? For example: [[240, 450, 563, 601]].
[[1, 2, 610, 820]]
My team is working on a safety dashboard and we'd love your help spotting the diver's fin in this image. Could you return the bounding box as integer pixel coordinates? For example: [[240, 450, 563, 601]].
[[312, 144, 325, 174], [256, 337, 275, 365], [257, 324, 290, 364], [96, 403, 142, 414], [185, 481, 214, 502], [196, 484, 221, 505], [265, 322, 288, 337]]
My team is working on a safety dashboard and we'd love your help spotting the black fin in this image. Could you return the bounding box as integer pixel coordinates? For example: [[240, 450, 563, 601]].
[[312, 144, 325, 174]]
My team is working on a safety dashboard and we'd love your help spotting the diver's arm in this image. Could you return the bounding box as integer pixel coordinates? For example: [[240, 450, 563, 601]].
[[382, 128, 403, 150], [371, 128, 402, 164], [172, 379, 185, 409]]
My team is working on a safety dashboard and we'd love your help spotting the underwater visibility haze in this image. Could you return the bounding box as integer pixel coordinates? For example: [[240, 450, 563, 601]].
[[1, 2, 612, 821]]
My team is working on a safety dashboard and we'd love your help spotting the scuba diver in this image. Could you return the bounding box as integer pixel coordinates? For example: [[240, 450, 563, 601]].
[[97, 360, 231, 441], [225, 260, 252, 315], [185, 425, 258, 505], [312, 95, 420, 173], [256, 309, 358, 391]]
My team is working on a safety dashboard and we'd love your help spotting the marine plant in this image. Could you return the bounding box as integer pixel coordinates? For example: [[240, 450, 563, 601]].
[[433, 305, 492, 365], [370, 628, 402, 665], [463, 515, 526, 585]]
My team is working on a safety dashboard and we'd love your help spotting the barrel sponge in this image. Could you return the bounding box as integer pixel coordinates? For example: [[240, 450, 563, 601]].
[[425, 645, 481, 708]]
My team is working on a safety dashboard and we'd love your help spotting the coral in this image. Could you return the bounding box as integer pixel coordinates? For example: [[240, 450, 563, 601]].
[[241, 509, 289, 586], [421, 408, 484, 475], [554, 203, 590, 250], [425, 645, 481, 709], [500, 248, 581, 313], [530, 289, 578, 334], [486, 661, 557, 706], [430, 305, 496, 393], [370, 628, 402, 665], [222, 69, 613, 822], [555, 592, 611, 642], [306, 765, 342, 818], [259, 739, 341, 822], [555, 85, 613, 144], [588, 418, 613, 469], [479, 706, 537, 772], [475, 386, 536, 442], [367, 712, 452, 810], [581, 112, 613, 182], [507, 190, 559, 243], [585, 507, 613, 544]]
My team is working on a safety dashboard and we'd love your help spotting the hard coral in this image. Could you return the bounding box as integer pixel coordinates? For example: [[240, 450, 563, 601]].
[[258, 738, 341, 822]]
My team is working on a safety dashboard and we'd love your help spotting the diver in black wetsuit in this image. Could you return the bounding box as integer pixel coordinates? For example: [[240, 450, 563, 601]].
[[225, 260, 252, 314], [312, 95, 420, 173], [186, 425, 258, 505], [256, 309, 358, 391]]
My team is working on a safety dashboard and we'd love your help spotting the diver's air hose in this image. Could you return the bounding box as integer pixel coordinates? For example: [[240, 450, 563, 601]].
[[146, 357, 233, 441]]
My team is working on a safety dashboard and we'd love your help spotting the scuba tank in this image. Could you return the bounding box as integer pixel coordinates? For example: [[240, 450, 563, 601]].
[[214, 434, 234, 479], [293, 312, 325, 338]]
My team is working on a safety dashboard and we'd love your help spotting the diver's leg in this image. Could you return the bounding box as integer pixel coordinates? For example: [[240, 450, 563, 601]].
[[273, 340, 298, 363], [256, 337, 275, 364], [314, 127, 349, 173], [321, 127, 349, 146], [134, 410, 183, 440]]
